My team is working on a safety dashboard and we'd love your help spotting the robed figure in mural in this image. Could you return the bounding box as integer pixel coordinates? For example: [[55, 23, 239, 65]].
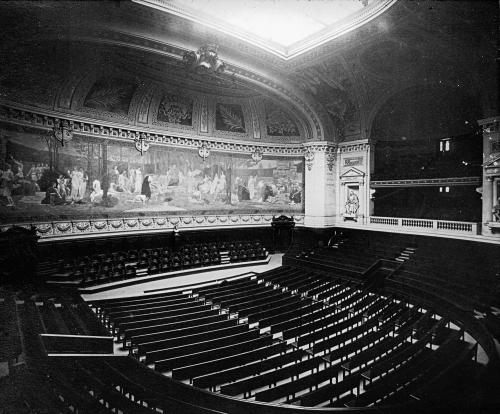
[[141, 175, 152, 201]]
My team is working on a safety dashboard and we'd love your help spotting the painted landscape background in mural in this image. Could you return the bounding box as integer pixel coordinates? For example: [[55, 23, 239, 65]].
[[0, 130, 303, 222]]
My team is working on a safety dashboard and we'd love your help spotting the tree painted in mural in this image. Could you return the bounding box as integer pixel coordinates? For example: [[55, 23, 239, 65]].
[[216, 103, 246, 133], [0, 131, 303, 222], [157, 93, 193, 125], [83, 77, 137, 115], [265, 101, 299, 136]]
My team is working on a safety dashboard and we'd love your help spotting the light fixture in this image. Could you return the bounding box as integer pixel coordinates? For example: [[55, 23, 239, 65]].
[[251, 149, 263, 163], [53, 119, 73, 147], [134, 132, 150, 156], [198, 143, 210, 162], [183, 44, 226, 75]]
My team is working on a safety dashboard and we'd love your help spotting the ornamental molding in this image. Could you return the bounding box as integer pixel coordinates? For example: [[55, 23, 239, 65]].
[[0, 214, 305, 241], [302, 141, 338, 154], [0, 103, 307, 157], [339, 140, 370, 153]]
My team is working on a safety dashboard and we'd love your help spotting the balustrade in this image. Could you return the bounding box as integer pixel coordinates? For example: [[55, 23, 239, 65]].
[[369, 216, 479, 235]]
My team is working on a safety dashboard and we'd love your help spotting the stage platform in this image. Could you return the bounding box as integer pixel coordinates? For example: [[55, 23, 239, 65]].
[[81, 254, 283, 302]]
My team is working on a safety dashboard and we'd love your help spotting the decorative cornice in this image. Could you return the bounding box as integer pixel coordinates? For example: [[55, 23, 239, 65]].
[[339, 140, 370, 153], [0, 214, 305, 241], [303, 141, 338, 154], [0, 103, 307, 157]]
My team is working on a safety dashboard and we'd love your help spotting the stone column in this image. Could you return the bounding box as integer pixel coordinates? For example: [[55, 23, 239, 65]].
[[478, 116, 500, 235], [482, 177, 494, 224]]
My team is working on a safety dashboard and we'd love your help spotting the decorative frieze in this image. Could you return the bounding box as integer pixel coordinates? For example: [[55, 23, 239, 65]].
[[0, 214, 305, 241], [339, 141, 370, 152]]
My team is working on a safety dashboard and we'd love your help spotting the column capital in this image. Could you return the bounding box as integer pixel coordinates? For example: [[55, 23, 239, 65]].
[[302, 142, 338, 154]]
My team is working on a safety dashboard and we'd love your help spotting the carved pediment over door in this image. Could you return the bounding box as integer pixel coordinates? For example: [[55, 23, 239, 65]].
[[340, 167, 365, 184], [483, 154, 500, 177]]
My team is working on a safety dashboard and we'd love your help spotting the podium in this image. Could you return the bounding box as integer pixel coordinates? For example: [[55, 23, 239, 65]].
[[271, 215, 295, 253]]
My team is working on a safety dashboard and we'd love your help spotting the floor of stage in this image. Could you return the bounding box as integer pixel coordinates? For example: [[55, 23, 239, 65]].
[[81, 253, 284, 302]]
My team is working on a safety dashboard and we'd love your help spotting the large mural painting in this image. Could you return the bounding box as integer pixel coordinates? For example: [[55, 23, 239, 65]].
[[0, 131, 303, 223]]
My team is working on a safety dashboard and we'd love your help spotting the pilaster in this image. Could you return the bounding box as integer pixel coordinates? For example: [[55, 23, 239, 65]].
[[479, 116, 500, 235], [303, 142, 337, 227]]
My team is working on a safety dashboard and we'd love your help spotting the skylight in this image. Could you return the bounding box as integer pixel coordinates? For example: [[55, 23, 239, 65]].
[[134, 0, 397, 60]]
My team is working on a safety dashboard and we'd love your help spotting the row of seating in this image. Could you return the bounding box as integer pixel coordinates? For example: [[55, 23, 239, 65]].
[[88, 265, 480, 410], [46, 240, 268, 287], [0, 293, 22, 363]]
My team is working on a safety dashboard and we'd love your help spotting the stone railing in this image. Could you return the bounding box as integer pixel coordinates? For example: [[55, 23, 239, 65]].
[[0, 214, 305, 241], [368, 216, 480, 235]]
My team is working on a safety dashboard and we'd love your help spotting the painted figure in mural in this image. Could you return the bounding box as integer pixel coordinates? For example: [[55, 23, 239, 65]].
[[248, 174, 256, 200], [167, 164, 179, 186], [141, 175, 152, 201], [56, 175, 65, 199], [1, 164, 15, 206], [41, 183, 64, 205], [70, 166, 81, 201], [112, 166, 119, 185], [10, 156, 24, 179], [129, 168, 136, 192], [210, 173, 219, 200], [28, 164, 38, 183], [216, 172, 226, 201], [345, 190, 360, 214], [134, 167, 143, 193], [262, 184, 276, 202], [236, 176, 250, 202], [90, 178, 103, 203], [117, 170, 130, 193], [186, 168, 195, 195], [197, 174, 212, 203], [289, 184, 302, 205], [79, 168, 88, 200]]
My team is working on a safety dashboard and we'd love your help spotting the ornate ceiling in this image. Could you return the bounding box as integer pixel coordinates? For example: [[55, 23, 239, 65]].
[[135, 0, 396, 59], [0, 0, 497, 144]]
